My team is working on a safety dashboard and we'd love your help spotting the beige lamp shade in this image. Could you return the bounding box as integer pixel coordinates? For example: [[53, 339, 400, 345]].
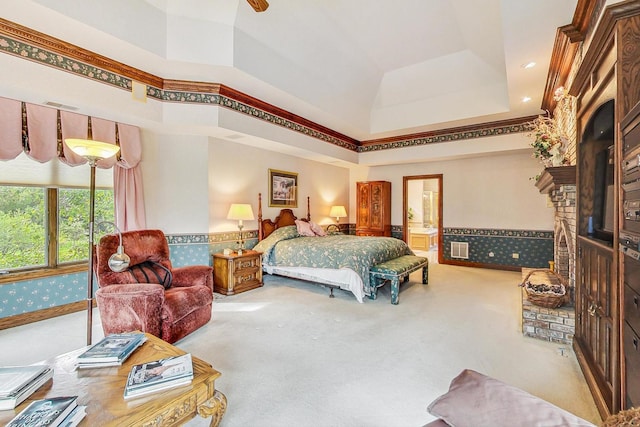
[[65, 138, 120, 160], [329, 205, 347, 220], [227, 204, 255, 224]]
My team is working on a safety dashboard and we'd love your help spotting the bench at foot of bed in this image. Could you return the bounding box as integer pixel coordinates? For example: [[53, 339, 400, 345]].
[[369, 255, 428, 304]]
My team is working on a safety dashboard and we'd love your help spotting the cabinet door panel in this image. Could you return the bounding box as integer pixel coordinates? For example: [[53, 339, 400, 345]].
[[576, 238, 616, 413], [370, 182, 383, 230], [357, 183, 370, 229]]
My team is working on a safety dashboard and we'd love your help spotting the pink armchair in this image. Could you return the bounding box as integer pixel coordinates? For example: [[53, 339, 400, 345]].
[[94, 229, 214, 344]]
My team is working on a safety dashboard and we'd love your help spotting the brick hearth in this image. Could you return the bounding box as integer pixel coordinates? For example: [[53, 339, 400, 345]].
[[522, 291, 575, 345], [525, 166, 577, 344]]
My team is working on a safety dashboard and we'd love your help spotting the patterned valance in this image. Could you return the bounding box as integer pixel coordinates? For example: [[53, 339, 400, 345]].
[[0, 95, 141, 169], [0, 95, 145, 231]]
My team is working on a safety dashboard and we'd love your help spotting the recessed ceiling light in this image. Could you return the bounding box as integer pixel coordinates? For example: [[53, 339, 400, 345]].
[[523, 62, 536, 69], [522, 96, 532, 103]]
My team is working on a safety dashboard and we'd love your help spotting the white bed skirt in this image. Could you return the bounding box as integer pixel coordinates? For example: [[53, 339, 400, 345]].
[[264, 265, 366, 303]]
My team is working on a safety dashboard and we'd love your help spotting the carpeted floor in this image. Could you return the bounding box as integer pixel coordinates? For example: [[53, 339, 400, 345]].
[[0, 264, 600, 426]]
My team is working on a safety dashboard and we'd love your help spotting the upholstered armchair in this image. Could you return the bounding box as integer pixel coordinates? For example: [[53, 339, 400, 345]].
[[94, 229, 214, 344]]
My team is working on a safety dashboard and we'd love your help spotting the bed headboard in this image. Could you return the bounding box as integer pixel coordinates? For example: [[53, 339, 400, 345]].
[[258, 193, 310, 240]]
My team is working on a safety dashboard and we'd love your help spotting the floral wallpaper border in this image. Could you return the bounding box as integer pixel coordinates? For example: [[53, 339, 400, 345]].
[[443, 228, 553, 239], [0, 32, 529, 154], [442, 227, 553, 268], [0, 227, 553, 319]]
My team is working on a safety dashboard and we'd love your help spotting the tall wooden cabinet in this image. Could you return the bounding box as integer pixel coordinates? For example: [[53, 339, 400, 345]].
[[356, 181, 391, 237], [572, 4, 640, 419], [620, 101, 640, 409]]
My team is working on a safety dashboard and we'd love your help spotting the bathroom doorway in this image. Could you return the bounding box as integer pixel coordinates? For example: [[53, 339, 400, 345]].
[[403, 174, 443, 264]]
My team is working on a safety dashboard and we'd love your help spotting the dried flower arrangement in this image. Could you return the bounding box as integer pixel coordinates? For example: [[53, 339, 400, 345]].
[[527, 87, 572, 167], [527, 114, 569, 167]]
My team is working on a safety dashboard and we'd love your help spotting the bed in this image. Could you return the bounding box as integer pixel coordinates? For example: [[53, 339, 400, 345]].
[[253, 194, 413, 302]]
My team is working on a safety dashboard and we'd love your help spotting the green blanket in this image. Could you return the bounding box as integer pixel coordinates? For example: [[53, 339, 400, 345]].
[[254, 226, 413, 294]]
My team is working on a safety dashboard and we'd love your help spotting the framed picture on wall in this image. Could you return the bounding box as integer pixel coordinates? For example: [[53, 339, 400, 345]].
[[269, 169, 298, 208]]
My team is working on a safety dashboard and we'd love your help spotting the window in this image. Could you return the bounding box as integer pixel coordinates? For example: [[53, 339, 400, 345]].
[[0, 186, 46, 270], [0, 185, 114, 274], [1, 151, 115, 279]]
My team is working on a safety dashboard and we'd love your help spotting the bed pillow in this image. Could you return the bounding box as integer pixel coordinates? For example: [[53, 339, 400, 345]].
[[310, 221, 327, 236], [427, 369, 596, 427], [253, 225, 299, 254], [295, 219, 316, 237]]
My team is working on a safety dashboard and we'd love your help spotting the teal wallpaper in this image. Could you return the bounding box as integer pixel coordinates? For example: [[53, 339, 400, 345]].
[[0, 235, 213, 319], [442, 228, 553, 268], [0, 227, 552, 319]]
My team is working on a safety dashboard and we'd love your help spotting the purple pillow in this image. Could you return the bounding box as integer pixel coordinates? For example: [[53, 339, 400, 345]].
[[427, 370, 595, 427], [295, 220, 316, 237], [310, 221, 327, 236]]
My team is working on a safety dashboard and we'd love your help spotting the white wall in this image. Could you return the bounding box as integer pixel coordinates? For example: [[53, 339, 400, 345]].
[[351, 151, 554, 230], [142, 134, 552, 235], [141, 131, 210, 233], [141, 133, 350, 234], [208, 138, 350, 233]]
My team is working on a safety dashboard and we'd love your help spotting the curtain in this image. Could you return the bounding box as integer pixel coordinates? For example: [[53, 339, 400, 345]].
[[115, 166, 146, 231], [0, 96, 145, 230], [114, 123, 146, 231], [59, 110, 89, 166], [0, 97, 22, 160], [25, 103, 58, 163]]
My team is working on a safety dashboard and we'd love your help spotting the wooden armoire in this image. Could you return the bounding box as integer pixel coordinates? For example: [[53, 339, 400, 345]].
[[356, 181, 391, 237], [572, 1, 640, 419]]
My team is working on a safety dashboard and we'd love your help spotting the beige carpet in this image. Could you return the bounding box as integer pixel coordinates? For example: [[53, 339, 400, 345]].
[[0, 264, 600, 426]]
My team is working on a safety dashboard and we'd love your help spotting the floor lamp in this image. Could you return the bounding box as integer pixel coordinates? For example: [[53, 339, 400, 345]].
[[65, 138, 121, 345]]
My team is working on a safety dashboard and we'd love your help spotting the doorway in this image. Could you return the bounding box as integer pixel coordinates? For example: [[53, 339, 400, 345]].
[[403, 175, 443, 264]]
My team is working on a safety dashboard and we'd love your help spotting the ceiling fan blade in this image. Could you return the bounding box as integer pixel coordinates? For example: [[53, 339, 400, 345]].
[[247, 0, 269, 12]]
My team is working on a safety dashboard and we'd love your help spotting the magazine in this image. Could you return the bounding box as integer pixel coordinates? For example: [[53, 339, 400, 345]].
[[77, 332, 146, 366], [0, 366, 54, 410], [124, 353, 193, 399], [57, 404, 86, 427], [0, 365, 52, 397], [6, 396, 78, 427]]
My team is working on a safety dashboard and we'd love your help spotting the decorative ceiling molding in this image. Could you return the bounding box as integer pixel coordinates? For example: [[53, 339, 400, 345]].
[[0, 17, 163, 89], [570, 0, 640, 101], [359, 116, 537, 153], [541, 0, 597, 112], [0, 16, 559, 155]]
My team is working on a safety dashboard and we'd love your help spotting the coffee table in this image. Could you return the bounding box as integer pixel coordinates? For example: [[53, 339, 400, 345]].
[[0, 333, 227, 426]]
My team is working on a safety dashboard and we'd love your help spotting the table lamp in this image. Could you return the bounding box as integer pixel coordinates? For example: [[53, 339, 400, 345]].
[[329, 205, 347, 225], [227, 203, 255, 255]]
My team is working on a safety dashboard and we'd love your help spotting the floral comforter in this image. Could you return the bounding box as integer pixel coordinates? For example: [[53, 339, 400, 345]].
[[253, 225, 413, 295]]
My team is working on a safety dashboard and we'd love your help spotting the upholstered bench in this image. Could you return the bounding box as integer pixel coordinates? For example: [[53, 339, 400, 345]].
[[369, 255, 428, 304]]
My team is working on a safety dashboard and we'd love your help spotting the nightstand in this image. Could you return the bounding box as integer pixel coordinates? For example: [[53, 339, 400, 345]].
[[212, 250, 263, 295]]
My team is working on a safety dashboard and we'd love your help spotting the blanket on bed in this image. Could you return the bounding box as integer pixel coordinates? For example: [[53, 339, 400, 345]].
[[253, 226, 413, 295]]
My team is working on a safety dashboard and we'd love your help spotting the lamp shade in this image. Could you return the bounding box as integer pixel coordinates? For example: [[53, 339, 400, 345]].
[[227, 204, 255, 221], [65, 138, 120, 160], [329, 205, 347, 219]]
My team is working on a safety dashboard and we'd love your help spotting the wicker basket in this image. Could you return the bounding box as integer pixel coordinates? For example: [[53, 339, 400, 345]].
[[520, 269, 568, 309]]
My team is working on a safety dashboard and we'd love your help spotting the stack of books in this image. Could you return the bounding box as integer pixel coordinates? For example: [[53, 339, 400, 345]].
[[76, 332, 146, 369], [124, 353, 194, 400], [6, 396, 86, 427], [0, 364, 54, 410]]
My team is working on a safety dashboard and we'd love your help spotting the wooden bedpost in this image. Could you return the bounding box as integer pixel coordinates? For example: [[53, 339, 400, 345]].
[[307, 196, 311, 221], [258, 193, 263, 241]]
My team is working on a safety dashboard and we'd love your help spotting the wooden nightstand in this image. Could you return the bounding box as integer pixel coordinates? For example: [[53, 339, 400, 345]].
[[212, 250, 263, 295]]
